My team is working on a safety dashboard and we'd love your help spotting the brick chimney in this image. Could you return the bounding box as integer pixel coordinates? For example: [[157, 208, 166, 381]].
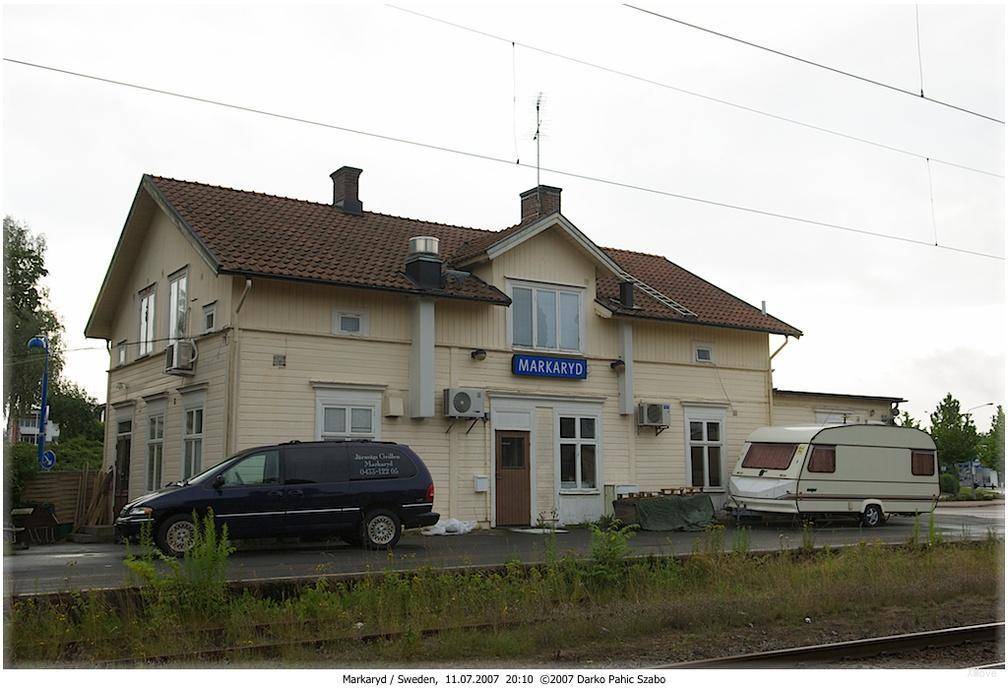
[[330, 166, 363, 215], [520, 185, 561, 222]]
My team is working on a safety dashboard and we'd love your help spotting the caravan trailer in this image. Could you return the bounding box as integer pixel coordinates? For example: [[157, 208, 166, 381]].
[[726, 424, 939, 526]]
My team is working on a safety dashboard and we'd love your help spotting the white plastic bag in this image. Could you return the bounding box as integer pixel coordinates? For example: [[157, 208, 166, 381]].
[[421, 518, 475, 536]]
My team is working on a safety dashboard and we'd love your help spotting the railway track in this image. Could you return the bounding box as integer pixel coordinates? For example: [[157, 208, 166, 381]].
[[660, 622, 1005, 668]]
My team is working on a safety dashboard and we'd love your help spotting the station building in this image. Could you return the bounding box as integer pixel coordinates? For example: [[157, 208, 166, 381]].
[[85, 167, 900, 526]]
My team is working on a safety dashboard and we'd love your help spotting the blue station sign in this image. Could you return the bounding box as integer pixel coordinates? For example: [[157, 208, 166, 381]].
[[511, 353, 588, 380]]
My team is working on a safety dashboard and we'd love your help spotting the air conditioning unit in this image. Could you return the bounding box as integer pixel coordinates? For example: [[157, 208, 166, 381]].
[[444, 388, 485, 418], [637, 402, 670, 427], [165, 340, 196, 375]]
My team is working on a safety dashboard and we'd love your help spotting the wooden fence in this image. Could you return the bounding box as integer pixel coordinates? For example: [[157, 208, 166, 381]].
[[20, 468, 104, 528]]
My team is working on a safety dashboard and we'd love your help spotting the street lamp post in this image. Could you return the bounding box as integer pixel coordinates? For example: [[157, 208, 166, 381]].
[[26, 336, 56, 471]]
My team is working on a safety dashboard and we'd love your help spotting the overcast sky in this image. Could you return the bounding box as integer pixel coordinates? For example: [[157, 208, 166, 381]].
[[2, 1, 1004, 430]]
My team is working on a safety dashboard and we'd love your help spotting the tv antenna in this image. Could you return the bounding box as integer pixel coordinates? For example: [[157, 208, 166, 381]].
[[533, 92, 543, 187]]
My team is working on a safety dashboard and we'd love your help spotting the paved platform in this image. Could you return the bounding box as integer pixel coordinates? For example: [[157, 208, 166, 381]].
[[4, 505, 1003, 595]]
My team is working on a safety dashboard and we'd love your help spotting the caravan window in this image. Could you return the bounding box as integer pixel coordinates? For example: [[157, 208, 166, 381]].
[[807, 446, 836, 473], [911, 451, 936, 476], [741, 443, 797, 470]]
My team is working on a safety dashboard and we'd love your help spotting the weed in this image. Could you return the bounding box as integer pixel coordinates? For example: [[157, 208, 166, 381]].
[[700, 523, 725, 556], [801, 520, 815, 554], [730, 527, 750, 556], [927, 513, 943, 547], [584, 520, 635, 589]]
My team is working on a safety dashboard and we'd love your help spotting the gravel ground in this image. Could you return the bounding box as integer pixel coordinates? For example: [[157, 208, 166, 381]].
[[538, 597, 1005, 668], [806, 640, 1003, 669]]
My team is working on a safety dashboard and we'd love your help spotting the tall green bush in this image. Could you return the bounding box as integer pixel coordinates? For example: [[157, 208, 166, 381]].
[[939, 472, 959, 495]]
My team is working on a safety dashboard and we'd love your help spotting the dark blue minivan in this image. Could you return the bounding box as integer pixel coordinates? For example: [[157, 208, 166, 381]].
[[115, 440, 439, 555]]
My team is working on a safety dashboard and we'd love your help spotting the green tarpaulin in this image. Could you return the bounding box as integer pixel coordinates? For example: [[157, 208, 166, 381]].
[[613, 493, 716, 531]]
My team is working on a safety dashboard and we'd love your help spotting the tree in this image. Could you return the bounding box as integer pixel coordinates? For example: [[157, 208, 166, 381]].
[[978, 405, 1005, 481], [3, 216, 64, 421], [898, 411, 922, 429], [49, 381, 103, 441], [929, 393, 980, 472]]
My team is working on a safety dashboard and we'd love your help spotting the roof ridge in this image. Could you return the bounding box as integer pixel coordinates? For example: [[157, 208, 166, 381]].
[[146, 174, 498, 236]]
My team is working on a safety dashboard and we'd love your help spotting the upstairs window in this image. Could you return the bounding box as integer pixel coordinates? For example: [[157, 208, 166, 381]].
[[116, 340, 127, 366], [694, 344, 714, 363], [511, 283, 581, 352], [333, 309, 368, 336], [138, 286, 156, 356], [203, 302, 216, 333], [168, 270, 188, 346]]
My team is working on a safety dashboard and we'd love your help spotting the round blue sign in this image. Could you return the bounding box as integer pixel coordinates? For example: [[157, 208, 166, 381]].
[[39, 450, 56, 471]]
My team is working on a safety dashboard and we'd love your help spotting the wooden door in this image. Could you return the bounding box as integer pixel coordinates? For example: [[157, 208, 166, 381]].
[[495, 431, 531, 526], [113, 425, 132, 516]]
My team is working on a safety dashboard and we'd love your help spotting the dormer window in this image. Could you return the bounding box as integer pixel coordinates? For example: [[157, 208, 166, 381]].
[[509, 281, 582, 352]]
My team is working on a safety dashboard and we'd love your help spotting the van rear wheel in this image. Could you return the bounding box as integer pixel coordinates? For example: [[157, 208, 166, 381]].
[[861, 504, 884, 528], [362, 509, 401, 549]]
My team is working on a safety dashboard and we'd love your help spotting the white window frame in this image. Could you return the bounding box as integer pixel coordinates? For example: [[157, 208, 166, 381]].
[[202, 302, 217, 333], [694, 342, 714, 364], [555, 410, 602, 494], [168, 268, 189, 347], [507, 279, 584, 353], [182, 406, 204, 480], [683, 405, 727, 491], [332, 309, 369, 337], [116, 340, 127, 366], [147, 412, 164, 491], [137, 286, 156, 357], [815, 409, 858, 424], [314, 387, 381, 441]]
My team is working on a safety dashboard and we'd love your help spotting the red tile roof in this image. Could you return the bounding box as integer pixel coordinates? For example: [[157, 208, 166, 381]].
[[145, 175, 801, 337], [147, 176, 508, 305]]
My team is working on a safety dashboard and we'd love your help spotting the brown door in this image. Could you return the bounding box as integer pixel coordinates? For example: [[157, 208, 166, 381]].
[[495, 430, 531, 526], [113, 422, 132, 516]]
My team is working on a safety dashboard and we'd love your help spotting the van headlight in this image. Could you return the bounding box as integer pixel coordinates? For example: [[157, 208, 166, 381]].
[[126, 506, 153, 518]]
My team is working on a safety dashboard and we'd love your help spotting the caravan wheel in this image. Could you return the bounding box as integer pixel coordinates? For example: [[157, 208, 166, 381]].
[[861, 504, 884, 528]]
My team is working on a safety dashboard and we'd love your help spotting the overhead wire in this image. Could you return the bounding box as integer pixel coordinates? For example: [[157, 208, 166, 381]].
[[3, 56, 1002, 261], [623, 3, 1004, 124], [386, 3, 1003, 178]]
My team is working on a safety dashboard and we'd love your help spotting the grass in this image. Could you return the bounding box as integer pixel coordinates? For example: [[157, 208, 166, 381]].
[[5, 516, 1003, 667]]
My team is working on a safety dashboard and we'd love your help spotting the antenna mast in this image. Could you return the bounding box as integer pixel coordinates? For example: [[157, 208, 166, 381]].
[[533, 92, 542, 188]]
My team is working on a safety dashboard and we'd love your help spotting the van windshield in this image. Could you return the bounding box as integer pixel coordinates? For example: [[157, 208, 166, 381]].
[[741, 443, 798, 470]]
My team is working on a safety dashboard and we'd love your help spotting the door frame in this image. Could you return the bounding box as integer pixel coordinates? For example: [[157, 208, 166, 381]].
[[489, 398, 537, 528], [494, 430, 532, 527], [113, 420, 133, 515]]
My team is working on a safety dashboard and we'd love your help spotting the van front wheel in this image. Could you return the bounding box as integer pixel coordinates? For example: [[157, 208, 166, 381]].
[[362, 510, 401, 549], [861, 504, 884, 528]]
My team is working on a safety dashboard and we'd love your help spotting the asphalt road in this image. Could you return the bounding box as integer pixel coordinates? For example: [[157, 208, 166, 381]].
[[4, 504, 1003, 595]]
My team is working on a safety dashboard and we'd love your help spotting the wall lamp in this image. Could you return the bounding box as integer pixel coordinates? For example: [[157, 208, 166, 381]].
[[609, 359, 625, 372], [470, 349, 487, 361]]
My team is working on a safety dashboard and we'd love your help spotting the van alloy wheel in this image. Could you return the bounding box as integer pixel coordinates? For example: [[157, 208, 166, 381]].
[[165, 520, 197, 553], [367, 515, 396, 545]]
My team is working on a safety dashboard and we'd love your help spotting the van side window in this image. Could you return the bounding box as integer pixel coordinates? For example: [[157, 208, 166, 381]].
[[220, 451, 280, 486], [284, 446, 348, 484], [349, 445, 417, 480], [911, 451, 936, 476], [741, 443, 797, 470], [807, 446, 835, 473]]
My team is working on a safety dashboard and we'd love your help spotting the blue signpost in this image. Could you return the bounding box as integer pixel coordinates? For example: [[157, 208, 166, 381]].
[[26, 336, 56, 471]]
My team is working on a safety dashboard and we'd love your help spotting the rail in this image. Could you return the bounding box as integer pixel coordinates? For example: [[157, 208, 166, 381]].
[[658, 622, 1005, 668]]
